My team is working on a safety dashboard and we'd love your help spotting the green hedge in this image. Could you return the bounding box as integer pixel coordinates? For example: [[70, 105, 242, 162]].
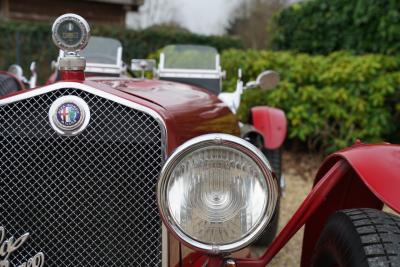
[[273, 0, 400, 55], [0, 21, 243, 82], [221, 50, 400, 152]]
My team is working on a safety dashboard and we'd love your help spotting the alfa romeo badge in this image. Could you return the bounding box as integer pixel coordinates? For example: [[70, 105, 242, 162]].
[[49, 95, 90, 136]]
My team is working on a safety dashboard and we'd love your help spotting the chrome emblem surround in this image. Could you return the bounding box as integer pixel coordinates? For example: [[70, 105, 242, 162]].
[[0, 227, 44, 267], [49, 95, 90, 136]]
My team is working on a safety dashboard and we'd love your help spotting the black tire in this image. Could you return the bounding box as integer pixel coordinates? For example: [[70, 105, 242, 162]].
[[263, 147, 282, 180], [252, 147, 282, 247], [313, 208, 400, 267], [0, 74, 21, 96], [252, 200, 280, 247]]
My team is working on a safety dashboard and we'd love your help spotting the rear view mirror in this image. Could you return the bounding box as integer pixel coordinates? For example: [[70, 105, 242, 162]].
[[257, 71, 280, 91], [245, 70, 280, 90], [131, 59, 156, 72], [131, 59, 156, 79]]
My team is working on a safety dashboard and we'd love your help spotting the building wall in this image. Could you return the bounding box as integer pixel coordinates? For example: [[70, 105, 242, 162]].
[[0, 0, 140, 25]]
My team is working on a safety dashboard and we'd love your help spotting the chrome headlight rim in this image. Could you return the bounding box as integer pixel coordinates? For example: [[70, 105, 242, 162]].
[[157, 133, 279, 254]]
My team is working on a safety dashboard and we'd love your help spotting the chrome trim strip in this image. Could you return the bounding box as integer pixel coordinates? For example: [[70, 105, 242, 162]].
[[0, 82, 162, 126], [0, 81, 169, 265]]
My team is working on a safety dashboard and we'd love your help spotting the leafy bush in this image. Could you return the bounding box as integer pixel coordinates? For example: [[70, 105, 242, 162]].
[[273, 0, 400, 55], [0, 21, 243, 82], [221, 49, 400, 152]]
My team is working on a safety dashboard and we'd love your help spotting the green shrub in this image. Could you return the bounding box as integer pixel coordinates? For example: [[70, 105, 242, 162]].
[[0, 21, 243, 82], [273, 0, 400, 55], [221, 49, 400, 152]]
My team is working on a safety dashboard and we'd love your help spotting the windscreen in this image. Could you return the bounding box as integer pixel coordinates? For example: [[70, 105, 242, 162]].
[[162, 45, 218, 70], [80, 36, 121, 65]]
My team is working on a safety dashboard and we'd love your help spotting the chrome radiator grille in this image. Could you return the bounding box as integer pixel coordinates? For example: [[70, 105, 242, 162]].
[[0, 88, 164, 266]]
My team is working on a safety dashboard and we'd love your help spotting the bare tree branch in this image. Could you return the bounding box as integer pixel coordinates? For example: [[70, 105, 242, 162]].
[[134, 0, 180, 29], [227, 0, 288, 49]]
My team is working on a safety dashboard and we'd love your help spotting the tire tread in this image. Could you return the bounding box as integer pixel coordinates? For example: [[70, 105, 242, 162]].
[[263, 147, 282, 179], [343, 209, 400, 266], [252, 147, 282, 247]]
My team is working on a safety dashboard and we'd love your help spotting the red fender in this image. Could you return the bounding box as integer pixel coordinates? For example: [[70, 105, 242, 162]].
[[250, 106, 287, 149], [233, 143, 400, 267], [301, 143, 400, 266], [314, 143, 400, 212]]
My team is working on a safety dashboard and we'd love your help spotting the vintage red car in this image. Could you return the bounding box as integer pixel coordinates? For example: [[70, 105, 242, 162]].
[[0, 13, 399, 267]]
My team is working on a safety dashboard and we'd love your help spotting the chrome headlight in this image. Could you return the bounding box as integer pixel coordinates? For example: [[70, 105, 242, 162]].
[[158, 134, 278, 254]]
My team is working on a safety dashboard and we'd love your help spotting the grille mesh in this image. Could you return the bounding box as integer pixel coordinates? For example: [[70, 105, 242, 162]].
[[0, 88, 164, 266]]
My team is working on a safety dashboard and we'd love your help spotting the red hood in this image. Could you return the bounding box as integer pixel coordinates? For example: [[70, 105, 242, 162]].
[[88, 78, 216, 110], [87, 78, 240, 151]]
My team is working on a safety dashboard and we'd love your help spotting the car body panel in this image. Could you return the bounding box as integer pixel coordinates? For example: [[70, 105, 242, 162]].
[[251, 106, 287, 149], [315, 143, 400, 213]]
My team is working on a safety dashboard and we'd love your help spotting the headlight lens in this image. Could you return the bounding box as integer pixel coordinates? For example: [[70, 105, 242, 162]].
[[158, 134, 278, 253]]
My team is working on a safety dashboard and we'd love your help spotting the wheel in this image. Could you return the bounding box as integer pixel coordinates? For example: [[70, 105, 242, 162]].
[[252, 200, 280, 247], [312, 208, 400, 267], [252, 147, 282, 247], [0, 74, 21, 96], [263, 147, 282, 180]]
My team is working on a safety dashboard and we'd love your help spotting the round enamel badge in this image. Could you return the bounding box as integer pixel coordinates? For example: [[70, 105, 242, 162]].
[[49, 96, 90, 136], [56, 102, 82, 128]]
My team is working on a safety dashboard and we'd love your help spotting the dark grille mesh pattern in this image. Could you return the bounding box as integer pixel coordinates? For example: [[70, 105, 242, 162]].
[[0, 88, 164, 266]]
